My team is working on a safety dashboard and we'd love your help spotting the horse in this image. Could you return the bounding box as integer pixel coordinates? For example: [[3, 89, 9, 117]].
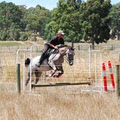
[[25, 45, 75, 86]]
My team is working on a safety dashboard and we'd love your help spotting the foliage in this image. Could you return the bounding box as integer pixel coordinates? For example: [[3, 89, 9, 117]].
[[44, 0, 82, 42], [20, 33, 28, 41], [80, 0, 111, 48], [44, 0, 111, 46], [109, 3, 120, 40], [0, 2, 23, 40], [25, 5, 51, 37], [0, 2, 51, 41], [0, 0, 119, 44]]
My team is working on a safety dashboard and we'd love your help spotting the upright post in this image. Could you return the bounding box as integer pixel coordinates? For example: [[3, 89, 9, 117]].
[[102, 63, 108, 92], [17, 64, 21, 94], [23, 53, 26, 91], [115, 65, 120, 98], [89, 46, 91, 78], [94, 51, 97, 86], [108, 61, 115, 89]]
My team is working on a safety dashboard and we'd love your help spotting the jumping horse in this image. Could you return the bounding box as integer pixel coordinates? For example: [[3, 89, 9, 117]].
[[25, 45, 75, 86]]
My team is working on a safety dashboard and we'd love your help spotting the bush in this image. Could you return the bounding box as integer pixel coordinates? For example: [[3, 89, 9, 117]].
[[0, 29, 8, 40], [20, 33, 28, 41]]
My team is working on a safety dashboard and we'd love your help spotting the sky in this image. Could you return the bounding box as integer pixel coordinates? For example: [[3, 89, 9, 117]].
[[0, 0, 119, 10]]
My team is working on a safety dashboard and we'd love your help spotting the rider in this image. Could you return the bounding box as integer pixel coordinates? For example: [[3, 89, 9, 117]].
[[38, 30, 65, 67]]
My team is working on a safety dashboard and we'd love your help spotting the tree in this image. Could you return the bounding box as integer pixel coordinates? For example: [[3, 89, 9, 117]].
[[0, 1, 23, 40], [0, 2, 22, 29], [109, 3, 120, 40], [44, 0, 82, 42], [80, 0, 111, 48], [25, 5, 51, 37], [18, 5, 27, 31]]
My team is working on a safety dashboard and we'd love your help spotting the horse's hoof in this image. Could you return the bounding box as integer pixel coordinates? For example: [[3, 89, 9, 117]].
[[52, 73, 62, 78], [49, 74, 53, 77], [57, 73, 62, 78]]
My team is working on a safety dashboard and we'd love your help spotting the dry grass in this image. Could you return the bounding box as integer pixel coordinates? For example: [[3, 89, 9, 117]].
[[0, 91, 120, 120]]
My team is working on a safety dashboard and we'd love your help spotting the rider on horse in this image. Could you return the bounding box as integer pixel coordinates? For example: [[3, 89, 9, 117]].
[[38, 30, 65, 70]]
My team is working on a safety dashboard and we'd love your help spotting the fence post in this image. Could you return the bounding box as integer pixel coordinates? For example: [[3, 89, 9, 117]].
[[102, 63, 108, 92], [108, 61, 115, 89], [115, 65, 120, 98], [17, 64, 21, 94]]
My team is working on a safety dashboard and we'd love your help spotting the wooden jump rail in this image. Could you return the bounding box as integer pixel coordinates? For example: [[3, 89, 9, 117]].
[[32, 81, 91, 88]]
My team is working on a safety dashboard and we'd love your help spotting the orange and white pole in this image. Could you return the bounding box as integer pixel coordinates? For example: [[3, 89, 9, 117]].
[[102, 63, 108, 92], [108, 61, 115, 89]]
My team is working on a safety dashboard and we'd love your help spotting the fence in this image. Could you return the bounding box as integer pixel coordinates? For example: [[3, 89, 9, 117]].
[[16, 45, 117, 94], [16, 45, 92, 93], [77, 44, 120, 51], [0, 45, 119, 95]]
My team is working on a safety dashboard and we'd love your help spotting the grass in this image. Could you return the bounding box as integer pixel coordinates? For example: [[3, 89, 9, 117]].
[[0, 41, 22, 46], [0, 91, 120, 120]]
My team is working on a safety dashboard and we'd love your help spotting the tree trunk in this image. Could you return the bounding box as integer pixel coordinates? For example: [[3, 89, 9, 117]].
[[91, 39, 95, 50]]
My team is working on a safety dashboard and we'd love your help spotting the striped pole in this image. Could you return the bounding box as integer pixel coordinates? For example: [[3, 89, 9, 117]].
[[108, 61, 115, 89], [102, 63, 108, 92]]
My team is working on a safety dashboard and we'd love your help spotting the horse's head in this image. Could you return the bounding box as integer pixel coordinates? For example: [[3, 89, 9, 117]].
[[58, 45, 75, 66], [66, 46, 75, 66]]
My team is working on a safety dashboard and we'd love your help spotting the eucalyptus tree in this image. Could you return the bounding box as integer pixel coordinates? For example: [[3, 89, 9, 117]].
[[80, 0, 111, 48], [25, 5, 51, 37], [44, 0, 82, 42], [109, 3, 120, 40], [0, 1, 23, 40]]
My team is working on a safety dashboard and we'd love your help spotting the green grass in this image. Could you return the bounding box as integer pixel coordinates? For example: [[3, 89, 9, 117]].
[[0, 41, 22, 46]]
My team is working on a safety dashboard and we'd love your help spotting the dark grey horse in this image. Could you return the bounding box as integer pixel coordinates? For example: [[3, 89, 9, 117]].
[[25, 45, 75, 86]]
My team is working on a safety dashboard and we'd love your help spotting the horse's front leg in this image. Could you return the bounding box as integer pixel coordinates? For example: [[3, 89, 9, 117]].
[[48, 60, 57, 77], [55, 66, 64, 78]]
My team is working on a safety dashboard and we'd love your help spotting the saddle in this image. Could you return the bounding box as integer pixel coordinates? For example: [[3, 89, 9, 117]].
[[42, 49, 59, 65], [45, 49, 59, 58]]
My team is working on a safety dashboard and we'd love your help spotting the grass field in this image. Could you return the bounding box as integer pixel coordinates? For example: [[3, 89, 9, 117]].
[[0, 40, 120, 120], [0, 91, 120, 120]]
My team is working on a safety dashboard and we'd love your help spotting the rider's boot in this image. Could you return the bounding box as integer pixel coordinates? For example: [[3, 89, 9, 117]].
[[37, 55, 44, 67]]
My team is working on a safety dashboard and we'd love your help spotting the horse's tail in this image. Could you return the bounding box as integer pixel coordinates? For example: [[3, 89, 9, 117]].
[[25, 58, 30, 66]]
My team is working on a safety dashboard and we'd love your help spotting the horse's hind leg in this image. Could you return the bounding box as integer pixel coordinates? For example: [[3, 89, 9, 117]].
[[25, 71, 33, 86], [25, 78, 29, 86], [25, 72, 30, 86], [35, 70, 42, 84]]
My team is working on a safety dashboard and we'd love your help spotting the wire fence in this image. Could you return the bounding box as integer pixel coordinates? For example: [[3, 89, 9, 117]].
[[77, 43, 120, 51], [0, 44, 119, 93]]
